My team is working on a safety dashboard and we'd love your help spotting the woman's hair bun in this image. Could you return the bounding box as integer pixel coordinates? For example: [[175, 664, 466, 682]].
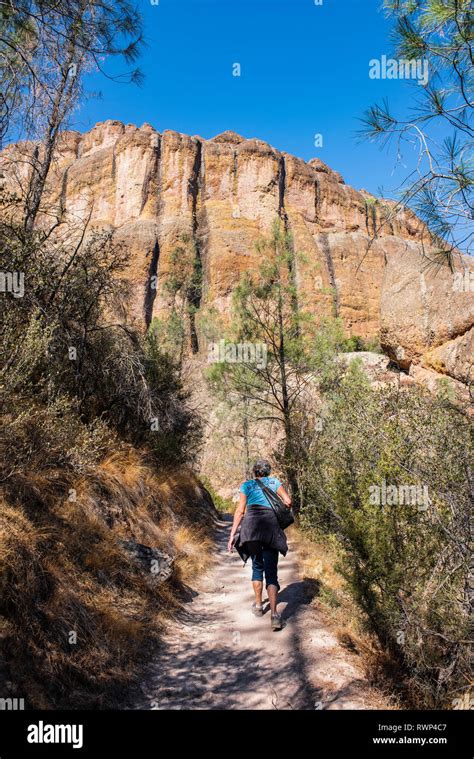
[[253, 459, 271, 477]]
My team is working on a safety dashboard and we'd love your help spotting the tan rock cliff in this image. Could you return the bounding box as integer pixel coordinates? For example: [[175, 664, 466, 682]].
[[1, 120, 472, 386]]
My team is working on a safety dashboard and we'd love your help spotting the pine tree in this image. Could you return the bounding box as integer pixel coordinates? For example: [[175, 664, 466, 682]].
[[0, 0, 144, 231], [361, 0, 473, 259], [207, 220, 341, 510]]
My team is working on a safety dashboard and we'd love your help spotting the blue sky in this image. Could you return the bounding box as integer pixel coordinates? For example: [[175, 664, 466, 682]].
[[79, 0, 422, 199]]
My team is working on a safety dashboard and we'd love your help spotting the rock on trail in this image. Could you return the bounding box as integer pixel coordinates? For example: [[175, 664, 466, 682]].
[[135, 515, 388, 710]]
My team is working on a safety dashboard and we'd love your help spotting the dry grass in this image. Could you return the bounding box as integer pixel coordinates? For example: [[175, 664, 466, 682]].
[[0, 446, 216, 709], [291, 526, 402, 709]]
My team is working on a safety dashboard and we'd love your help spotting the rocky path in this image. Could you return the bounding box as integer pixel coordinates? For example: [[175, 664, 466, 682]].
[[135, 515, 389, 710]]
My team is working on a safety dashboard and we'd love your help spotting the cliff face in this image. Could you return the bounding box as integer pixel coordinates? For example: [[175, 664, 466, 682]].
[[2, 120, 473, 385]]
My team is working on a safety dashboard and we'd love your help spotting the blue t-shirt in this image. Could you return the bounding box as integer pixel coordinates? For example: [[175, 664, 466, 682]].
[[239, 477, 282, 508]]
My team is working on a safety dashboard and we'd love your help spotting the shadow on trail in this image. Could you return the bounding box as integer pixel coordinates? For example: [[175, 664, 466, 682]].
[[139, 640, 312, 710], [276, 578, 321, 621], [133, 513, 367, 710]]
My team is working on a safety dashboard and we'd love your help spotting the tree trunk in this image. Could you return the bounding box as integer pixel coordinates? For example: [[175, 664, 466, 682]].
[[23, 20, 82, 232], [277, 280, 301, 511]]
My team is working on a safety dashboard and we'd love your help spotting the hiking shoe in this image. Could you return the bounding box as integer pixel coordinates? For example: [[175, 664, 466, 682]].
[[271, 613, 283, 631], [252, 603, 263, 617]]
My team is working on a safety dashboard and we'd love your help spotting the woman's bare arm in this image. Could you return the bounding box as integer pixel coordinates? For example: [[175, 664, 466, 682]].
[[277, 485, 292, 507], [228, 492, 247, 551]]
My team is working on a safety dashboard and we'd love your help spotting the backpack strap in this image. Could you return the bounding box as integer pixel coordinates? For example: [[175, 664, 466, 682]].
[[254, 478, 276, 512]]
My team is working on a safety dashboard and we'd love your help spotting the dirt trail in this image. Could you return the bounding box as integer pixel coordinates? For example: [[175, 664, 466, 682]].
[[136, 515, 389, 710]]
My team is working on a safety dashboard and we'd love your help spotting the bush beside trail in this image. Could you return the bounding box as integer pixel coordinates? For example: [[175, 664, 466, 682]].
[[296, 362, 472, 709], [0, 223, 211, 708]]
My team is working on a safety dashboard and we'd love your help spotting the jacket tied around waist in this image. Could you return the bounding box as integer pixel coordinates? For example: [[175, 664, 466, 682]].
[[233, 504, 288, 563]]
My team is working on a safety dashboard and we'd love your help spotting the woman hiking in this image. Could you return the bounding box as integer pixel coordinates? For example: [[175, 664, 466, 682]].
[[227, 459, 292, 631]]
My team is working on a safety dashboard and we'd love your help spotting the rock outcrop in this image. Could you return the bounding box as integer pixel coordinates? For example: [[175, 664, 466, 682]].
[[380, 243, 473, 382], [1, 120, 472, 387]]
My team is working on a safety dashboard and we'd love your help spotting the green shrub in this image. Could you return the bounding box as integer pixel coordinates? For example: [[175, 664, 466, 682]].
[[0, 220, 205, 708], [0, 223, 201, 467], [298, 361, 472, 708], [200, 478, 234, 514], [340, 334, 382, 353]]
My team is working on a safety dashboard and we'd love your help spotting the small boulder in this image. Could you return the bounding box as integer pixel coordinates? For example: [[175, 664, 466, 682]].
[[119, 539, 174, 585]]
